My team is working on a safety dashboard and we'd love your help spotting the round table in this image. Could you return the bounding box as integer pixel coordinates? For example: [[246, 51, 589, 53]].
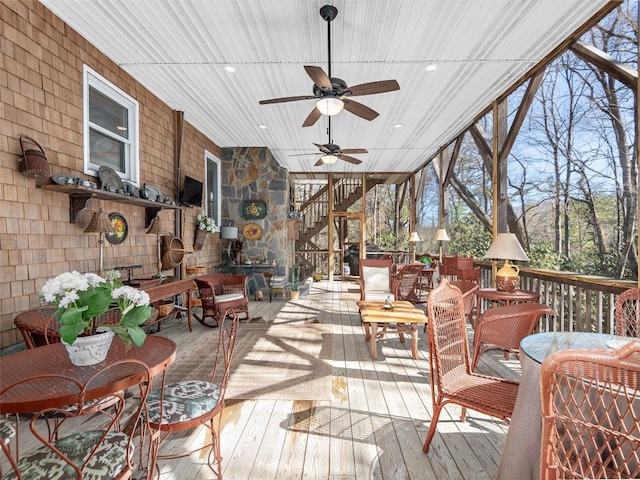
[[0, 336, 177, 414], [496, 331, 636, 480], [476, 287, 539, 316]]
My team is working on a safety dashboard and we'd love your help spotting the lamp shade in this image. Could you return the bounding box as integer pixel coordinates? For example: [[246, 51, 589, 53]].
[[220, 226, 239, 240], [409, 232, 421, 242], [433, 228, 450, 242], [84, 209, 115, 234], [484, 233, 529, 262], [316, 97, 344, 116], [145, 217, 162, 235]]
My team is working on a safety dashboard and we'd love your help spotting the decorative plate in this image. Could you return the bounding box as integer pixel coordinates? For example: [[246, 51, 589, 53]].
[[242, 223, 263, 240], [241, 200, 267, 220], [98, 166, 124, 191], [144, 183, 162, 202], [105, 212, 128, 245], [52, 174, 69, 185]]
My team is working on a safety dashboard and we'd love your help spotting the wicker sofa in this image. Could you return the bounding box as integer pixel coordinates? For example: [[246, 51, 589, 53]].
[[193, 274, 249, 327]]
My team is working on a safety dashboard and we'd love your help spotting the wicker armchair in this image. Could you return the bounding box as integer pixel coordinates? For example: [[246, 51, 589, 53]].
[[471, 302, 556, 371], [423, 279, 519, 452], [449, 280, 479, 326], [615, 288, 640, 337], [358, 258, 397, 302], [540, 341, 640, 480], [194, 274, 249, 327], [393, 263, 426, 303]]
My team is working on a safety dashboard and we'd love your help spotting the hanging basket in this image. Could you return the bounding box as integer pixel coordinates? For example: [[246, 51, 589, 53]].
[[161, 236, 185, 270], [185, 256, 206, 276], [193, 228, 208, 251], [18, 136, 50, 179]]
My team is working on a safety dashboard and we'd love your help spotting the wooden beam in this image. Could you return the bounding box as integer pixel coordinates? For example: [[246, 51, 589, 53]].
[[443, 135, 463, 188], [499, 71, 544, 162], [570, 40, 638, 90]]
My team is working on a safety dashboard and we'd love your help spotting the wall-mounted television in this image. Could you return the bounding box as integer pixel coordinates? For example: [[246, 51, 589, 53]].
[[180, 175, 203, 207]]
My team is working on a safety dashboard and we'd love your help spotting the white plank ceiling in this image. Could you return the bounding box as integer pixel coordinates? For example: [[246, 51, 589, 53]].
[[40, 0, 615, 174]]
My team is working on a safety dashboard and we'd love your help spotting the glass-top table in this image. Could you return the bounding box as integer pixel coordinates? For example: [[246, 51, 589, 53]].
[[520, 331, 634, 364]]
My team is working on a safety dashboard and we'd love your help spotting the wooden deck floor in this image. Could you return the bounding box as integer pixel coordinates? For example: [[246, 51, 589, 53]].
[[153, 279, 521, 480]]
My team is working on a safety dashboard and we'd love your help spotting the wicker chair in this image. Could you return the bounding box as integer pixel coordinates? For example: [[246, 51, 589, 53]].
[[449, 280, 479, 326], [615, 288, 640, 337], [146, 311, 240, 479], [394, 263, 426, 303], [471, 302, 556, 371], [358, 258, 397, 302], [540, 341, 640, 480], [194, 274, 249, 327], [423, 279, 519, 452], [0, 359, 151, 479]]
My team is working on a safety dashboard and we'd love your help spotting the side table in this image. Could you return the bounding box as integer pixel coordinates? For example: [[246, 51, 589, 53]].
[[475, 287, 539, 317]]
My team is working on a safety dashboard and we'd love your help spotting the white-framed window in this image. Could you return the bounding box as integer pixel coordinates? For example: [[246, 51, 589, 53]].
[[206, 151, 221, 226], [83, 65, 139, 184]]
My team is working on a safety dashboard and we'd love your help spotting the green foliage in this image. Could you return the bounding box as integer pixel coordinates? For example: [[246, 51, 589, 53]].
[[527, 241, 565, 270], [448, 215, 492, 257]]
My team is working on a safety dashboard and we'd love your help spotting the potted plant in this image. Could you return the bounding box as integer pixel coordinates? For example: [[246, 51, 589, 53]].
[[40, 270, 152, 365], [194, 210, 219, 250], [290, 265, 300, 300]]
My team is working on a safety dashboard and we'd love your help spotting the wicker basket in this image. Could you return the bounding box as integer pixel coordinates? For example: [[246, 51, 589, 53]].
[[155, 301, 174, 317], [193, 228, 208, 251], [161, 236, 185, 270], [185, 257, 206, 275], [18, 136, 50, 178]]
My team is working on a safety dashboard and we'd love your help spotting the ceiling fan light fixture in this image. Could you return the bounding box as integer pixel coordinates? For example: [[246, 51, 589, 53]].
[[321, 154, 339, 164], [316, 97, 344, 116]]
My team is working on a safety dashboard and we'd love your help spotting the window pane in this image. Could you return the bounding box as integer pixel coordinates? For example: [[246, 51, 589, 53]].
[[90, 129, 125, 171], [89, 86, 129, 139]]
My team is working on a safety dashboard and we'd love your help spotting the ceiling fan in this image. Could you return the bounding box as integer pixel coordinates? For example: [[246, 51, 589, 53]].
[[291, 117, 368, 167], [259, 4, 400, 128]]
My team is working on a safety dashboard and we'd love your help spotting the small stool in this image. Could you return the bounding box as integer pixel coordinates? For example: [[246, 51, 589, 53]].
[[263, 272, 288, 302]]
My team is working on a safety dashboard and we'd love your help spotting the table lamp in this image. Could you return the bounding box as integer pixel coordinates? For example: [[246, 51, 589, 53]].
[[433, 228, 450, 263], [220, 226, 239, 264], [484, 232, 529, 292], [84, 208, 115, 276], [409, 231, 421, 262], [146, 217, 171, 278]]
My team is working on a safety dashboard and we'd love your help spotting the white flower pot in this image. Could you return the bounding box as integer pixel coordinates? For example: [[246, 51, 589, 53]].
[[63, 329, 115, 366]]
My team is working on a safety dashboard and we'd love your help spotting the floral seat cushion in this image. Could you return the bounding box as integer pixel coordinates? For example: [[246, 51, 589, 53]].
[[146, 380, 221, 424], [4, 430, 131, 480], [0, 419, 16, 444]]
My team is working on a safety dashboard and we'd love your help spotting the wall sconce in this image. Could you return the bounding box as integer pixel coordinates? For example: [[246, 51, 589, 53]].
[[84, 208, 115, 276], [433, 228, 450, 263], [483, 232, 529, 292], [409, 231, 421, 262]]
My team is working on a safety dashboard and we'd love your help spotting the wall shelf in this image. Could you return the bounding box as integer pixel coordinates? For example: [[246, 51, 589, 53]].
[[38, 184, 181, 225]]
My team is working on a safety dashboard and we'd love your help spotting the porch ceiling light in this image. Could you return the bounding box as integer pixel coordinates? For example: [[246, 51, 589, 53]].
[[321, 154, 339, 164], [316, 97, 344, 116]]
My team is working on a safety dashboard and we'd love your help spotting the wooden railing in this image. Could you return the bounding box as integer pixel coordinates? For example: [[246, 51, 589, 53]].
[[476, 261, 636, 334]]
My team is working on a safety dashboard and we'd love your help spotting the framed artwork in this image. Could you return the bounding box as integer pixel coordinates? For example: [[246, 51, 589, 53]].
[[242, 223, 263, 240], [240, 200, 267, 220], [106, 212, 128, 245]]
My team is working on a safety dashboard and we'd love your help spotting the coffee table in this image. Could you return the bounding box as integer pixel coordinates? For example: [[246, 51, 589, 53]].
[[356, 300, 428, 360]]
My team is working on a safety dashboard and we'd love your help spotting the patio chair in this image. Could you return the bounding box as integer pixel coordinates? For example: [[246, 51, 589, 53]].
[[358, 257, 397, 302], [194, 274, 249, 327], [471, 302, 556, 371], [615, 287, 640, 337], [146, 310, 240, 479], [0, 359, 151, 479], [423, 279, 519, 453], [539, 341, 640, 480], [449, 280, 479, 327], [394, 263, 425, 303]]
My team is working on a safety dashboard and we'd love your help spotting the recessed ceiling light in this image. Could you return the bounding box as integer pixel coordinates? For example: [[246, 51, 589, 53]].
[[424, 64, 438, 72], [394, 123, 403, 128], [224, 65, 236, 73], [258, 124, 268, 129]]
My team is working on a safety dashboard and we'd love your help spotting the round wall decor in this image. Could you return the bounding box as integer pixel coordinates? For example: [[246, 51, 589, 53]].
[[105, 212, 128, 245], [242, 223, 263, 240]]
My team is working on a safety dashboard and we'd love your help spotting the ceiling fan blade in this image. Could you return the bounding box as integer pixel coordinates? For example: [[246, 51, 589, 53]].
[[314, 158, 324, 167], [337, 154, 363, 165], [340, 148, 368, 155], [347, 79, 400, 97], [304, 66, 332, 90], [342, 100, 379, 121], [259, 95, 316, 105], [313, 142, 331, 153], [302, 107, 322, 127]]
